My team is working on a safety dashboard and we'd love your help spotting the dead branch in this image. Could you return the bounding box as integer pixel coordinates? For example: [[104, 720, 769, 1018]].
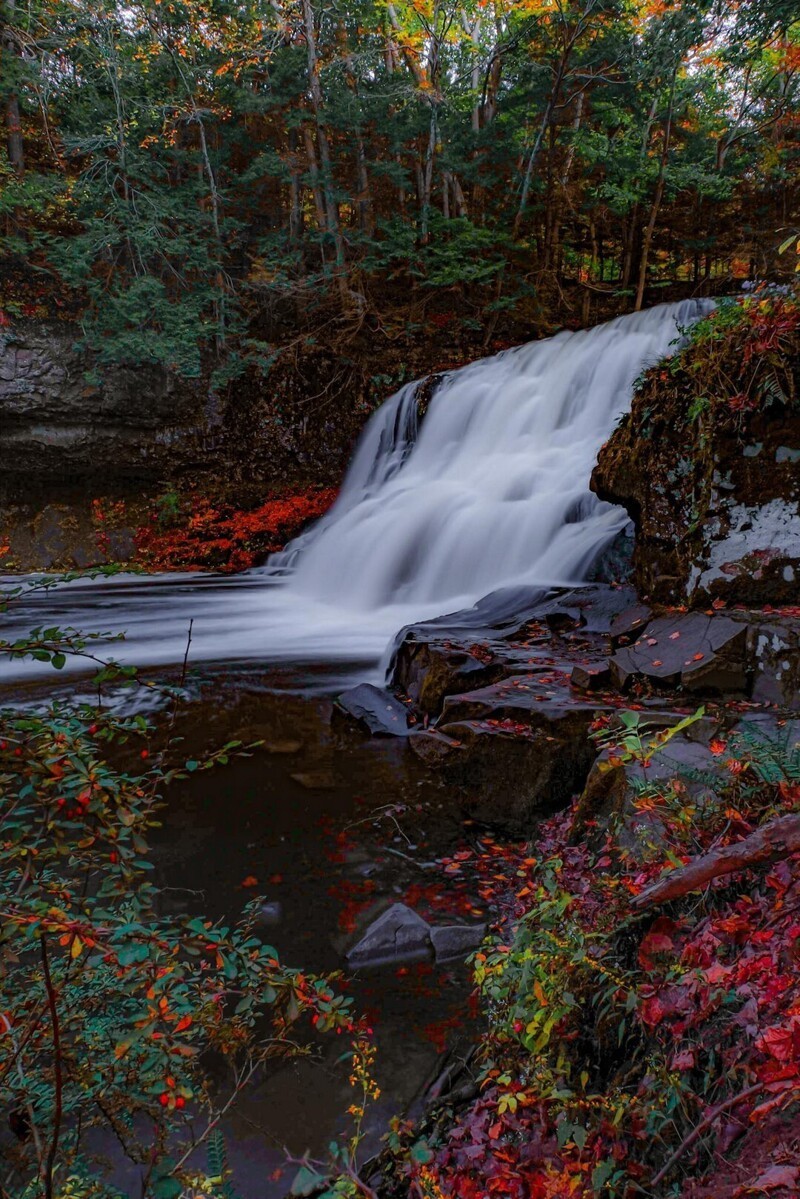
[[631, 814, 800, 910], [650, 1082, 763, 1187]]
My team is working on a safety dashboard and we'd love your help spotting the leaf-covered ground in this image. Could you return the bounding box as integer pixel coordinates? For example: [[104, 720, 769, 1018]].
[[378, 716, 800, 1198]]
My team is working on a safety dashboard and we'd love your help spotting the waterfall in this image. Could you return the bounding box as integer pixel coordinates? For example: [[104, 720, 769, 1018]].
[[1, 300, 713, 681], [265, 298, 710, 608]]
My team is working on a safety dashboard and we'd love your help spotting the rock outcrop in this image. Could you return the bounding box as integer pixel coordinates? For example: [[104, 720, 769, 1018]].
[[0, 321, 211, 481], [591, 297, 800, 606]]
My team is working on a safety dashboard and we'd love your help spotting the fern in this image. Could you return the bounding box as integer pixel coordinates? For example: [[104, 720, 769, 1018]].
[[731, 723, 800, 786], [760, 365, 789, 407], [206, 1130, 241, 1199]]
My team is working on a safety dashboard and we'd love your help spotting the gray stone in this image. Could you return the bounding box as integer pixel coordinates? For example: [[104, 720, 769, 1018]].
[[609, 604, 653, 648], [0, 322, 204, 481], [430, 923, 486, 962], [586, 521, 635, 584], [346, 903, 432, 968], [334, 683, 412, 736]]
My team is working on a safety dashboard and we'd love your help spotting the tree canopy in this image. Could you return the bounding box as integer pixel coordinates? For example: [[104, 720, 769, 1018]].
[[1, 0, 798, 375]]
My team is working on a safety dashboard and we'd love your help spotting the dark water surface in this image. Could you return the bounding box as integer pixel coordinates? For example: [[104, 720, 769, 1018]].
[[156, 671, 485, 1195]]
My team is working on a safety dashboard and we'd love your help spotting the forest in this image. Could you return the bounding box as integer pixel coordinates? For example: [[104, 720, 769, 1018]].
[[1, 0, 798, 379]]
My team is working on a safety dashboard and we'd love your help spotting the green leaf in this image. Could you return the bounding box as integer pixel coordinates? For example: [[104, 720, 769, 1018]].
[[410, 1139, 433, 1165], [290, 1165, 327, 1196]]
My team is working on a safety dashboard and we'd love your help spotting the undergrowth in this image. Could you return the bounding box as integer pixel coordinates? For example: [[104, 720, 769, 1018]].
[[381, 711, 800, 1198]]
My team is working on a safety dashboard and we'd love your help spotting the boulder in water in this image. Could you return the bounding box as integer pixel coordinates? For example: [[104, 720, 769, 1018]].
[[346, 903, 432, 968], [290, 770, 337, 790]]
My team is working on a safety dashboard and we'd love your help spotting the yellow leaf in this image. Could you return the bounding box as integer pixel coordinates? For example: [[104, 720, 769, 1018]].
[[71, 936, 83, 959]]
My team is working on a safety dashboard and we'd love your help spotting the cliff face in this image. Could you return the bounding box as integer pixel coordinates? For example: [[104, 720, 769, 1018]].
[[592, 294, 800, 606], [0, 322, 212, 481]]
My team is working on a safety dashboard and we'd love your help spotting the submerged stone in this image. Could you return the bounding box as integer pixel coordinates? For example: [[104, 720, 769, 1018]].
[[346, 903, 432, 968], [290, 770, 337, 790]]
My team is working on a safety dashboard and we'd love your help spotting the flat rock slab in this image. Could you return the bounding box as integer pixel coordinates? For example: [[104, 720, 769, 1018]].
[[610, 612, 747, 693], [334, 682, 413, 737], [389, 584, 639, 716], [439, 673, 605, 726], [346, 903, 432, 968]]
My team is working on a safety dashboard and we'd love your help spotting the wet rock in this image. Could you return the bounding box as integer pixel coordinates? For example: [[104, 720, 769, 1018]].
[[428, 677, 605, 829], [586, 521, 635, 584], [346, 903, 432, 968], [231, 726, 304, 754], [609, 603, 653, 648], [261, 740, 304, 755], [592, 350, 800, 605], [570, 662, 612, 692], [430, 923, 486, 962], [609, 612, 747, 694], [333, 683, 412, 737], [408, 728, 464, 768], [574, 718, 722, 854], [517, 586, 638, 636], [746, 616, 800, 708], [390, 634, 506, 717]]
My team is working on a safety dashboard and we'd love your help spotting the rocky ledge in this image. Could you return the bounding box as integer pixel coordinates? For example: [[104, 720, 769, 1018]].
[[335, 584, 800, 833]]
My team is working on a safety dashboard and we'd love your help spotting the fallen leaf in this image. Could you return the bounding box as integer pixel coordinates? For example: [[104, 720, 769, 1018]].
[[737, 1164, 800, 1194]]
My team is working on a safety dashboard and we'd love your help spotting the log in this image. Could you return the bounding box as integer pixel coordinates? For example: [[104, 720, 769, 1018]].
[[631, 814, 800, 910]]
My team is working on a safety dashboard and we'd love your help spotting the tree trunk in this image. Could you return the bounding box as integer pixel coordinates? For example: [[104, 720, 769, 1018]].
[[634, 73, 677, 312], [303, 125, 327, 235], [2, 0, 24, 176], [288, 127, 303, 243], [632, 814, 800, 910], [421, 108, 437, 241], [300, 0, 347, 300]]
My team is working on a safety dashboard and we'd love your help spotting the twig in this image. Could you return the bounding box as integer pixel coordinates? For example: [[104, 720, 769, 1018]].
[[40, 935, 63, 1199], [180, 618, 194, 688], [650, 1082, 763, 1187]]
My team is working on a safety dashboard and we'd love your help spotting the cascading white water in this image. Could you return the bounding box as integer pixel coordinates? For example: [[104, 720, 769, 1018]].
[[1, 300, 712, 682]]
